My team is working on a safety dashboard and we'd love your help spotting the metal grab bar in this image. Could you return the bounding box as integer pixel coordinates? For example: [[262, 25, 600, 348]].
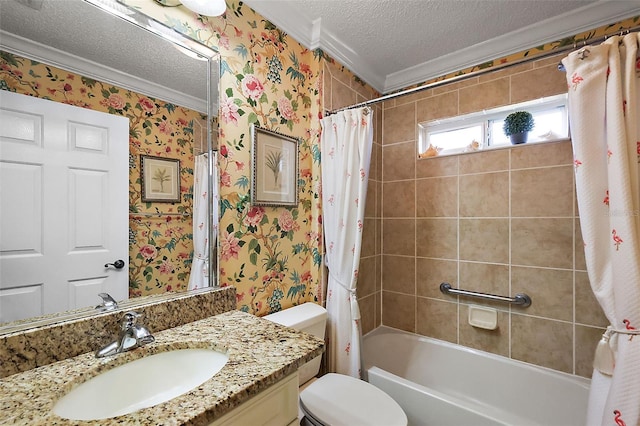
[[439, 282, 532, 307]]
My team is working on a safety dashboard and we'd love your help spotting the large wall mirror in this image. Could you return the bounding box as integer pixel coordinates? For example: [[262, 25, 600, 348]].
[[0, 0, 219, 330]]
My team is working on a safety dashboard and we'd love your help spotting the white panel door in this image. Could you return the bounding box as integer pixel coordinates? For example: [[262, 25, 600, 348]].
[[0, 90, 129, 323]]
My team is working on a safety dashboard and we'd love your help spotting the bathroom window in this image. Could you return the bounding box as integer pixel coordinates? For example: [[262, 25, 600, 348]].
[[418, 94, 568, 156]]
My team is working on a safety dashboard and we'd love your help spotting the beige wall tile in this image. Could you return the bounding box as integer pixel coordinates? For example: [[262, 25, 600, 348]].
[[511, 166, 574, 217], [382, 255, 415, 295], [369, 143, 379, 181], [358, 256, 377, 298], [459, 78, 510, 115], [382, 291, 415, 332], [511, 218, 573, 269], [575, 325, 604, 378], [511, 314, 573, 373], [383, 219, 415, 255], [416, 176, 458, 217], [460, 172, 509, 217], [575, 271, 608, 327], [359, 294, 376, 335], [416, 91, 458, 123], [458, 262, 509, 309], [416, 218, 458, 259], [365, 180, 377, 218], [533, 53, 565, 69], [375, 290, 382, 327], [459, 305, 509, 357], [375, 143, 383, 182], [395, 88, 433, 106], [331, 77, 358, 111], [383, 142, 416, 181], [511, 267, 573, 322], [460, 219, 509, 264], [459, 149, 509, 174], [477, 62, 532, 83], [417, 155, 459, 179], [416, 298, 458, 343], [383, 102, 416, 144], [511, 65, 567, 104], [361, 218, 376, 257], [510, 140, 573, 169], [432, 77, 479, 95], [376, 253, 382, 292], [416, 257, 458, 299], [383, 181, 415, 218]]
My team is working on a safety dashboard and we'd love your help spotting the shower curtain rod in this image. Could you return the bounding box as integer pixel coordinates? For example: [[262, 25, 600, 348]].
[[326, 25, 640, 115]]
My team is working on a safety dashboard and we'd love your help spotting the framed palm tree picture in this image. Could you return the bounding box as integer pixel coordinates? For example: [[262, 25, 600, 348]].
[[140, 155, 181, 203], [251, 125, 299, 207]]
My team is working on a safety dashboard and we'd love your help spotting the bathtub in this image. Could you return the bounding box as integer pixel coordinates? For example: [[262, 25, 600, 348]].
[[362, 326, 590, 426]]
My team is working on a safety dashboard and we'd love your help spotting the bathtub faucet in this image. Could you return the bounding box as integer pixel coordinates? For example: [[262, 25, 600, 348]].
[[95, 311, 155, 358]]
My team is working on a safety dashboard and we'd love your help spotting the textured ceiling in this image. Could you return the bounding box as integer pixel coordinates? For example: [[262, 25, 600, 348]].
[[0, 0, 213, 112], [244, 0, 640, 93]]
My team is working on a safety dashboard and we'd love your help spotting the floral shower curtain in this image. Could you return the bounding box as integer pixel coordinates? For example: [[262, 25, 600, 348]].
[[188, 153, 218, 289], [562, 33, 640, 425], [320, 107, 373, 377]]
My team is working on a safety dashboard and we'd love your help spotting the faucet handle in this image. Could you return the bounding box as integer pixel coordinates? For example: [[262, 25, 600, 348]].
[[121, 311, 141, 329], [96, 293, 119, 311]]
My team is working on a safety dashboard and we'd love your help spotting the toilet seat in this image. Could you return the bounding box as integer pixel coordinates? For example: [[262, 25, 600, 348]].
[[299, 373, 407, 426]]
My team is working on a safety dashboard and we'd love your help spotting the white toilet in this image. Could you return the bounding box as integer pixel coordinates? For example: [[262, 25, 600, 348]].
[[264, 303, 407, 426]]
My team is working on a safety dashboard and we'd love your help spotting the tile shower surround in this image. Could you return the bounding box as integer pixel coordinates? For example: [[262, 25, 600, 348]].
[[333, 53, 608, 378]]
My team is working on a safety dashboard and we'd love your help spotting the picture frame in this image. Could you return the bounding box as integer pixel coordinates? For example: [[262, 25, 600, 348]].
[[251, 125, 299, 207], [140, 155, 181, 203]]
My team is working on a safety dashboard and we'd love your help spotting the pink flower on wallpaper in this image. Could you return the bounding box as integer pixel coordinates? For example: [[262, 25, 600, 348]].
[[301, 270, 312, 283], [278, 96, 296, 121], [218, 33, 230, 50], [220, 170, 232, 187], [138, 97, 155, 114], [221, 231, 241, 261], [234, 161, 245, 171], [278, 210, 299, 232], [219, 95, 240, 125], [159, 259, 175, 274], [244, 206, 265, 227], [242, 75, 265, 100], [140, 244, 157, 260], [158, 120, 173, 135], [300, 168, 312, 178], [107, 93, 126, 110]]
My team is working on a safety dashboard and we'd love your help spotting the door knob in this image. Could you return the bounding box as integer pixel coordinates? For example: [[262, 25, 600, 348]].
[[105, 259, 125, 269]]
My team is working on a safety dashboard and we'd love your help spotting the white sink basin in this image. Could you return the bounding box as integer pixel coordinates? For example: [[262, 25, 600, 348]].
[[53, 348, 228, 420]]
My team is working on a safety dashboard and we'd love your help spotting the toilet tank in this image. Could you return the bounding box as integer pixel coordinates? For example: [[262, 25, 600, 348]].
[[264, 302, 326, 385]]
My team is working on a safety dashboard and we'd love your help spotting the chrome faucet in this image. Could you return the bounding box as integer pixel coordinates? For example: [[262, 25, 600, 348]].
[[96, 311, 155, 358], [95, 292, 119, 311]]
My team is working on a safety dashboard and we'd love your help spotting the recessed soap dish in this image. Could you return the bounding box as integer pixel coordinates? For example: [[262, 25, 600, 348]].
[[468, 305, 498, 330]]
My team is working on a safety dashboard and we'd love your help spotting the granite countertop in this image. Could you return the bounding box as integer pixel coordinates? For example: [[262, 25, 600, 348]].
[[0, 310, 324, 425]]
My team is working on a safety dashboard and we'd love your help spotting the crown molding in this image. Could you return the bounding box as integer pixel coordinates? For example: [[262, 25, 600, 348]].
[[383, 1, 640, 93], [247, 1, 640, 94], [0, 30, 207, 113], [246, 1, 385, 91]]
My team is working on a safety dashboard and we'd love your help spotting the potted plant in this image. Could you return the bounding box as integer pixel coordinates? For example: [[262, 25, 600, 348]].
[[503, 111, 534, 144]]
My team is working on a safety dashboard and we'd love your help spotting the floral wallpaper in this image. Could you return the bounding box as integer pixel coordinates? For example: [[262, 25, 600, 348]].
[[125, 0, 325, 315], [0, 52, 204, 297]]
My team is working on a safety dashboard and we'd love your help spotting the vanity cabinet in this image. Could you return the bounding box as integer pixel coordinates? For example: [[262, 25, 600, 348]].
[[210, 373, 299, 426]]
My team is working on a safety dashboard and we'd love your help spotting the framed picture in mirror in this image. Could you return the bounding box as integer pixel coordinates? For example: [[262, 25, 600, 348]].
[[251, 125, 299, 207], [141, 155, 181, 203]]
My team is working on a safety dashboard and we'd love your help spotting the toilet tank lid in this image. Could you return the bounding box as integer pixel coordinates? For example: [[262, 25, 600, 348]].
[[263, 302, 326, 329]]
